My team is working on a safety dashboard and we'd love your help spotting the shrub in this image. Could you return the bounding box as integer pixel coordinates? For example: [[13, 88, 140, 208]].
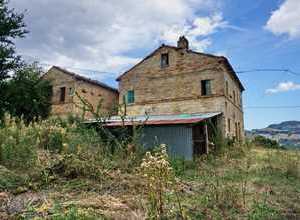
[[139, 144, 175, 218], [0, 116, 38, 169], [253, 135, 281, 149]]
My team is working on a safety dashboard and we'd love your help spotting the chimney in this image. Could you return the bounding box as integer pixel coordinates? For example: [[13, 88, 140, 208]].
[[177, 36, 189, 50]]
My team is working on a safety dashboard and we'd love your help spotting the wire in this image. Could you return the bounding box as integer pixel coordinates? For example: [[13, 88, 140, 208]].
[[244, 106, 300, 109], [236, 68, 300, 76]]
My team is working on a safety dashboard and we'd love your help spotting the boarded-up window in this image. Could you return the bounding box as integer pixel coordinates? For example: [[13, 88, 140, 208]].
[[201, 80, 212, 96], [161, 53, 169, 68], [127, 90, 135, 104], [60, 87, 66, 103]]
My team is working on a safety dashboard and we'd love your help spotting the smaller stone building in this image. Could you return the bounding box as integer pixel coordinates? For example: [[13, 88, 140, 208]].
[[43, 66, 119, 118]]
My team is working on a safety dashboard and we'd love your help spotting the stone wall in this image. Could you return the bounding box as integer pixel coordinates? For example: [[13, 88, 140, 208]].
[[44, 67, 119, 119], [73, 80, 119, 118], [43, 67, 76, 116], [223, 70, 244, 140]]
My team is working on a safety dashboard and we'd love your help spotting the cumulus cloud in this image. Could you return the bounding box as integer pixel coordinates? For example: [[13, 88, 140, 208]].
[[160, 13, 227, 51], [265, 0, 300, 38], [266, 81, 300, 94], [9, 0, 225, 81]]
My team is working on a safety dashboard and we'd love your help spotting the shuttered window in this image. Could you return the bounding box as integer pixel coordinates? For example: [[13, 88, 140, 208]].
[[127, 90, 135, 104]]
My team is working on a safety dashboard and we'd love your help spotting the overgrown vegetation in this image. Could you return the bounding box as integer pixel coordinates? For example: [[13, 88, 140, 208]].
[[252, 135, 283, 149], [0, 114, 299, 219]]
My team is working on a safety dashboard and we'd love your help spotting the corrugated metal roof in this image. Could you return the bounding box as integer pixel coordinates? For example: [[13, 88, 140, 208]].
[[86, 112, 222, 126]]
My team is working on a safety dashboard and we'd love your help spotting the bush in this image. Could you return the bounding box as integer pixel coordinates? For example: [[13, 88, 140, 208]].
[[253, 135, 281, 149], [0, 116, 38, 169]]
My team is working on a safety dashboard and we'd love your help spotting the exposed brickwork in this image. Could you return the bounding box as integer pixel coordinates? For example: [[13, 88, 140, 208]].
[[43, 67, 119, 118], [118, 42, 244, 140]]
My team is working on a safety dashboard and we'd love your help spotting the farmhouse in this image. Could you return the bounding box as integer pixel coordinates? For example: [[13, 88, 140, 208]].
[[43, 66, 119, 118], [105, 36, 245, 159], [46, 36, 245, 159]]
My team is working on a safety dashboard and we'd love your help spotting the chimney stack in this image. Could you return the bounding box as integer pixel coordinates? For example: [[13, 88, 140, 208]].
[[177, 36, 189, 50]]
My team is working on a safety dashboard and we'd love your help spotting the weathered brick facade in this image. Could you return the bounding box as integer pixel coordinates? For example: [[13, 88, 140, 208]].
[[117, 37, 245, 140], [43, 66, 119, 119]]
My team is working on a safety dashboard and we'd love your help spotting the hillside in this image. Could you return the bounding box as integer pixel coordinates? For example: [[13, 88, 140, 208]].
[[247, 121, 300, 149], [1, 117, 300, 219]]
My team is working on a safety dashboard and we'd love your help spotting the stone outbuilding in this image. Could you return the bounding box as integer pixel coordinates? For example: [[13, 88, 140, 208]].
[[43, 66, 119, 118]]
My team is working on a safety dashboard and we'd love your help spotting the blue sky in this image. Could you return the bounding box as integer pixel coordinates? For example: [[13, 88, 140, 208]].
[[10, 0, 300, 129]]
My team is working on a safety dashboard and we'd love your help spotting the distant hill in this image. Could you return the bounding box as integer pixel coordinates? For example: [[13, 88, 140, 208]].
[[246, 121, 300, 149]]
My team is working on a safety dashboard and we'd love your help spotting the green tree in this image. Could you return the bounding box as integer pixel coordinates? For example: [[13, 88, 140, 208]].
[[0, 0, 27, 80], [0, 0, 27, 119], [5, 64, 52, 122]]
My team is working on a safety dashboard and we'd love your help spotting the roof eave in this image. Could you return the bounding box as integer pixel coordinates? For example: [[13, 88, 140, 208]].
[[51, 66, 119, 93]]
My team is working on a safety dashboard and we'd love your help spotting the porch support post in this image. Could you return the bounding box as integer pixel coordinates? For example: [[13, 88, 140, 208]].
[[204, 122, 209, 154]]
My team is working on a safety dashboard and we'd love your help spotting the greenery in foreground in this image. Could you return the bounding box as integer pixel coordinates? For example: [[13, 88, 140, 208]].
[[0, 116, 299, 220]]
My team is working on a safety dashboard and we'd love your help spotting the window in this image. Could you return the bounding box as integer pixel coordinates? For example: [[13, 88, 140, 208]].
[[127, 90, 135, 104], [201, 80, 212, 96], [233, 90, 236, 104], [69, 87, 74, 96], [227, 118, 231, 133], [161, 53, 169, 68], [225, 81, 229, 96], [60, 87, 66, 103], [225, 101, 228, 111], [235, 122, 238, 140]]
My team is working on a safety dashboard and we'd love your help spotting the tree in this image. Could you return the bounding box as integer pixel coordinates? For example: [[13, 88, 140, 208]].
[[5, 63, 52, 122], [0, 0, 27, 80]]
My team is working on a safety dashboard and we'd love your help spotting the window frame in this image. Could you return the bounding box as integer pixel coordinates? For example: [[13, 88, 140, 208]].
[[160, 53, 169, 68], [127, 90, 135, 104], [59, 87, 66, 103], [201, 79, 212, 96]]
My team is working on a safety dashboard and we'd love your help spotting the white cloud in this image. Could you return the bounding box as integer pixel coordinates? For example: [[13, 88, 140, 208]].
[[265, 0, 300, 38], [160, 13, 227, 51], [266, 81, 300, 94], [9, 0, 226, 81]]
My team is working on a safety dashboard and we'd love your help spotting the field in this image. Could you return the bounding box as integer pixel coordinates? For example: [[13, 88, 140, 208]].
[[0, 116, 300, 219]]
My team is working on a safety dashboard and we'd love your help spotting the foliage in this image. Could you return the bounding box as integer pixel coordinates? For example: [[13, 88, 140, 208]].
[[139, 144, 175, 218], [0, 165, 25, 191], [0, 0, 28, 81], [252, 135, 281, 149], [4, 63, 52, 123], [248, 201, 279, 220], [0, 113, 299, 219], [0, 115, 38, 168]]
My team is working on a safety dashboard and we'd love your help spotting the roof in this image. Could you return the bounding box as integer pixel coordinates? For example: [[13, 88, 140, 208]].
[[86, 112, 222, 127], [46, 66, 118, 93], [116, 44, 245, 91]]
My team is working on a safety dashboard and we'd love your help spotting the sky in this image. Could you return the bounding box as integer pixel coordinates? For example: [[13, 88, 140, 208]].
[[9, 0, 300, 130]]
